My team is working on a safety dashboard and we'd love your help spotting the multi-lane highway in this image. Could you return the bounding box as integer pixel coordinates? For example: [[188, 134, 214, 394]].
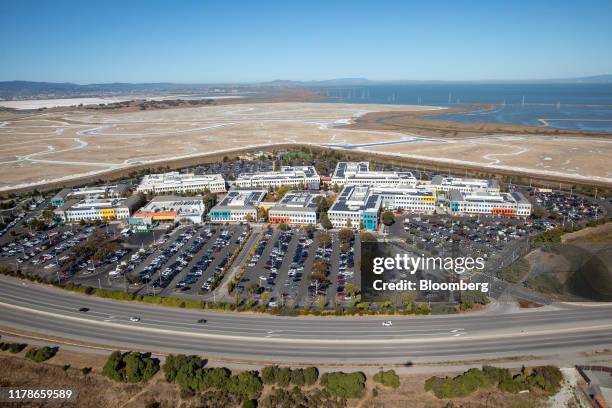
[[1, 275, 611, 364]]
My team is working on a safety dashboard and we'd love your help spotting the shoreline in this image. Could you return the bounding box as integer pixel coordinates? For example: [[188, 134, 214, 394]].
[[340, 103, 612, 139]]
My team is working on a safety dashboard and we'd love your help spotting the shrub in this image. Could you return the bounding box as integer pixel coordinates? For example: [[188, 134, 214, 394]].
[[426, 365, 564, 399], [261, 365, 277, 384], [425, 368, 492, 398], [226, 371, 263, 399], [303, 367, 319, 385], [291, 368, 306, 386], [0, 342, 27, 353], [320, 371, 366, 399], [102, 351, 159, 383], [276, 367, 292, 387], [81, 367, 92, 375], [25, 346, 58, 363], [373, 370, 400, 388], [243, 399, 257, 408], [163, 354, 202, 382]]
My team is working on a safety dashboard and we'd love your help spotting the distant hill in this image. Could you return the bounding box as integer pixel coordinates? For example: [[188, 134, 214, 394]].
[[265, 78, 371, 86], [557, 74, 612, 83], [0, 81, 236, 101], [1, 75, 610, 100]]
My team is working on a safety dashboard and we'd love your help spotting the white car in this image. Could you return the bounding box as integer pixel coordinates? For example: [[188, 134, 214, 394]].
[[129, 316, 141, 322], [382, 321, 393, 327]]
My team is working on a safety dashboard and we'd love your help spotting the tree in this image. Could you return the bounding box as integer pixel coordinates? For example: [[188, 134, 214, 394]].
[[246, 282, 259, 295], [261, 291, 271, 305], [124, 352, 159, 383], [245, 214, 254, 223], [303, 367, 319, 385], [274, 185, 291, 201], [163, 354, 202, 382], [102, 351, 159, 383], [317, 232, 332, 248], [319, 214, 333, 230], [382, 211, 395, 226], [303, 224, 316, 236], [226, 371, 263, 398], [360, 232, 377, 242], [311, 260, 328, 281], [338, 228, 354, 243], [373, 370, 400, 388], [278, 222, 289, 231], [290, 369, 306, 386], [25, 346, 58, 363], [320, 371, 366, 399], [344, 282, 359, 296], [532, 207, 546, 218]]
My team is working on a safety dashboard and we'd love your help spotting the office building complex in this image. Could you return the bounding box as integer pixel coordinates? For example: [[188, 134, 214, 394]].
[[268, 191, 319, 225], [331, 161, 417, 187], [372, 186, 437, 213], [234, 166, 319, 189], [430, 175, 499, 194], [50, 183, 131, 208], [209, 190, 267, 223], [448, 190, 531, 216], [136, 172, 226, 194], [129, 196, 205, 228], [328, 185, 382, 230], [54, 195, 142, 223]]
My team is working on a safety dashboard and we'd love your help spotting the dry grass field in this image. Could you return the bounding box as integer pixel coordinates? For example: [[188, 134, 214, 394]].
[[0, 101, 610, 191]]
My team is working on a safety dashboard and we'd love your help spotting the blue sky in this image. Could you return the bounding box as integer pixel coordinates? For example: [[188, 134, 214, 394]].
[[1, 0, 611, 83]]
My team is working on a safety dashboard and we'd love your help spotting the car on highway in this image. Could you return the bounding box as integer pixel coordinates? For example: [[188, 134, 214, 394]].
[[382, 321, 392, 327], [78, 307, 89, 312], [129, 316, 141, 322], [197, 319, 207, 324]]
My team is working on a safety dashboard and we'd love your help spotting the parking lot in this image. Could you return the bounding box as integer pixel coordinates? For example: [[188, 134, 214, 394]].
[[236, 226, 361, 309], [111, 224, 249, 297]]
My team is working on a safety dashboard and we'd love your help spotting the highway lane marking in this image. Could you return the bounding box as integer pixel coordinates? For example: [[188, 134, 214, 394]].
[[0, 292, 491, 336], [1, 291, 611, 337], [3, 282, 611, 329], [2, 301, 612, 345]]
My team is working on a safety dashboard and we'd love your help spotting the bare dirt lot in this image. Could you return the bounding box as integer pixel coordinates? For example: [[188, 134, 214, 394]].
[[0, 102, 610, 191]]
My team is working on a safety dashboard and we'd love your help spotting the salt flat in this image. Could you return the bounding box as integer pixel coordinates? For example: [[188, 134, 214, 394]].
[[0, 102, 610, 190]]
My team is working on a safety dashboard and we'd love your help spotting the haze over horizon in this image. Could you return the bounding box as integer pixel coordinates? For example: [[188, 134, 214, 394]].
[[1, 0, 612, 84]]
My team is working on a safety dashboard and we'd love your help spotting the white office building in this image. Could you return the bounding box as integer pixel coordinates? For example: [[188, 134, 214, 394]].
[[209, 190, 267, 223], [268, 191, 319, 225], [331, 161, 418, 187], [136, 172, 226, 194], [449, 190, 531, 217], [372, 186, 437, 213], [328, 185, 382, 230], [130, 196, 206, 226], [234, 166, 319, 189], [55, 195, 142, 223], [430, 175, 499, 194]]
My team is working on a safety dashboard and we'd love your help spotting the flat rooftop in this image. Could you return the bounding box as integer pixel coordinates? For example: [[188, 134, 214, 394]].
[[432, 175, 498, 189], [330, 185, 381, 212], [236, 166, 318, 180], [214, 190, 267, 209], [271, 191, 319, 211], [135, 196, 204, 216], [333, 161, 416, 182], [140, 171, 224, 184], [59, 194, 140, 211]]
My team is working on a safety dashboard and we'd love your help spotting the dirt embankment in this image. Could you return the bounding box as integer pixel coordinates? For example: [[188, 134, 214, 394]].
[[342, 105, 612, 139]]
